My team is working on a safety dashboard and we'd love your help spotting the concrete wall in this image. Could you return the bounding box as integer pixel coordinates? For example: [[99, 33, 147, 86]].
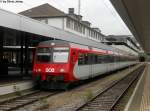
[[48, 18, 64, 29], [63, 18, 86, 38]]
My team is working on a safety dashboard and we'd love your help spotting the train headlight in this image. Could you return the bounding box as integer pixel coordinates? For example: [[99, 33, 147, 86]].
[[51, 43, 55, 45], [60, 68, 65, 72], [35, 69, 41, 72], [38, 69, 41, 72], [35, 69, 38, 72]]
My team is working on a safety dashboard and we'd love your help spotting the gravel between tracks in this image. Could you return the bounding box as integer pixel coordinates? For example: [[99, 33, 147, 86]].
[[17, 63, 143, 111]]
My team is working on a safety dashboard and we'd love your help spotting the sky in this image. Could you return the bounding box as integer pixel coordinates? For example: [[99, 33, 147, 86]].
[[0, 0, 132, 36]]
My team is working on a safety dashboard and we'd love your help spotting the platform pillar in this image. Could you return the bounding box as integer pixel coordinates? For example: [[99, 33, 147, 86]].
[[24, 33, 29, 76], [0, 28, 4, 61], [20, 32, 24, 75], [0, 28, 8, 75]]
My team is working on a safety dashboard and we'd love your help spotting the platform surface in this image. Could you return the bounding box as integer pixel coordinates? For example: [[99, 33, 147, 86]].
[[140, 64, 150, 111], [0, 78, 33, 96]]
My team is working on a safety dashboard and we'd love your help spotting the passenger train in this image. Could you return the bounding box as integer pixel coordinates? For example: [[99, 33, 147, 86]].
[[33, 40, 138, 89]]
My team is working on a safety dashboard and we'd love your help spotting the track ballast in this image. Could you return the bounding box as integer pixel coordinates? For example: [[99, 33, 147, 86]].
[[0, 90, 59, 111]]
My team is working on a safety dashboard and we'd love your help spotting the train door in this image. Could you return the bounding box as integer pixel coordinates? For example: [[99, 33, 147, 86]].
[[90, 54, 98, 78], [85, 54, 92, 78], [76, 53, 91, 80], [89, 54, 94, 78]]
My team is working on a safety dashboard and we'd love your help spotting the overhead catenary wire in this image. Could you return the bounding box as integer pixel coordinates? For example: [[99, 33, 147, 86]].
[[101, 0, 132, 35]]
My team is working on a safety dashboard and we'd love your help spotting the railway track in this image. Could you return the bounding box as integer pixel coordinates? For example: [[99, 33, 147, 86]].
[[0, 90, 59, 111], [76, 65, 145, 111]]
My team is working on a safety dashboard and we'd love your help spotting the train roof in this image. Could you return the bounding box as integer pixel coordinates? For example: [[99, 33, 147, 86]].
[[38, 40, 113, 50], [39, 40, 69, 46], [38, 40, 137, 56]]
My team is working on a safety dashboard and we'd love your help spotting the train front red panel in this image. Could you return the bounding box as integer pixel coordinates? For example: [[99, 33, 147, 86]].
[[33, 63, 70, 80]]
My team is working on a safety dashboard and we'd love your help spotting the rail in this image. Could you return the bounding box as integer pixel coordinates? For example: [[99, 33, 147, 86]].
[[76, 65, 145, 111], [0, 90, 59, 111]]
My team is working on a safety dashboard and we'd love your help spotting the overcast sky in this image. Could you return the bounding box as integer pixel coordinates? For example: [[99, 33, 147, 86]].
[[0, 0, 132, 36]]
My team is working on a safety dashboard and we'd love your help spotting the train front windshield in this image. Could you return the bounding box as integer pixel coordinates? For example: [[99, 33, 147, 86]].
[[36, 47, 69, 63], [36, 47, 52, 62], [53, 47, 69, 63]]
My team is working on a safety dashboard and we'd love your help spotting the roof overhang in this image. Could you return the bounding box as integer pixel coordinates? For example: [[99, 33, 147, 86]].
[[110, 0, 150, 53], [0, 8, 113, 51]]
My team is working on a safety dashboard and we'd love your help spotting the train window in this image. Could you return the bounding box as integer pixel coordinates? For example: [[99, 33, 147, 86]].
[[97, 55, 102, 63], [98, 55, 106, 63], [78, 53, 84, 65], [115, 56, 120, 62], [84, 54, 89, 64], [53, 47, 69, 63], [90, 54, 98, 64], [78, 53, 116, 65], [109, 55, 114, 63], [106, 55, 110, 63], [37, 53, 51, 62], [100, 55, 114, 63], [101, 55, 107, 63], [36, 47, 52, 62], [105, 55, 109, 63], [78, 53, 90, 65], [114, 55, 117, 62]]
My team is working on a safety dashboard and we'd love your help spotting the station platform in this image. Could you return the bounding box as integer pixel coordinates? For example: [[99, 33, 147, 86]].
[[140, 63, 150, 111], [124, 63, 150, 111], [0, 78, 33, 96]]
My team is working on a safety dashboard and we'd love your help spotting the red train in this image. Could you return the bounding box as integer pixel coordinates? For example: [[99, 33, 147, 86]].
[[33, 40, 138, 89]]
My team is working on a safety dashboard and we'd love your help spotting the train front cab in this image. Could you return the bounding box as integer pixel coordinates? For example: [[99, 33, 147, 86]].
[[33, 46, 77, 89]]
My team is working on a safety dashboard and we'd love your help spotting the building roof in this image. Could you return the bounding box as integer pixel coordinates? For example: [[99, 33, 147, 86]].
[[106, 35, 131, 39], [104, 35, 140, 50], [19, 3, 104, 38], [105, 35, 135, 43], [19, 3, 66, 18]]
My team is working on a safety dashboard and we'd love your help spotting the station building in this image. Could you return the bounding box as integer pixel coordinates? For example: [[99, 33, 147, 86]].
[[0, 5, 109, 95], [0, 3, 141, 77], [19, 3, 104, 42], [0, 3, 106, 76], [103, 35, 141, 56]]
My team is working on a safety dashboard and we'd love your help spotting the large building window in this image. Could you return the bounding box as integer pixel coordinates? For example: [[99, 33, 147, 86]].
[[88, 29, 90, 37], [66, 17, 103, 41], [66, 18, 71, 28], [82, 27, 85, 34], [74, 22, 78, 31], [40, 19, 48, 24], [66, 18, 74, 29]]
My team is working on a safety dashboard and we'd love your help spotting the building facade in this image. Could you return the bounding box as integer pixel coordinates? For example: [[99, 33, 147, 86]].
[[19, 4, 104, 42]]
